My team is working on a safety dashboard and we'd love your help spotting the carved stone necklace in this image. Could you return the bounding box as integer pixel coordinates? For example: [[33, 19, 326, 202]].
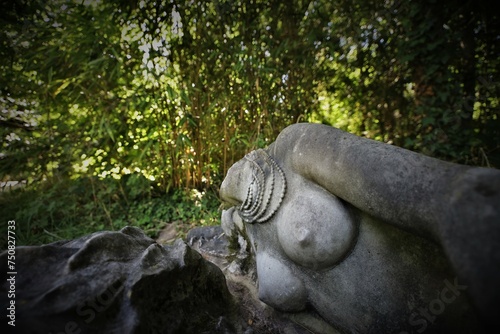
[[238, 149, 287, 224]]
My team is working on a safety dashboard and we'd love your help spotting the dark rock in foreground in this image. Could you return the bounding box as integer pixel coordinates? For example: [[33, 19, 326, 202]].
[[0, 226, 237, 334]]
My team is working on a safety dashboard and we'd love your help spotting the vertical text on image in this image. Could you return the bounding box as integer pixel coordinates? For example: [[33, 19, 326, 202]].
[[6, 220, 17, 327]]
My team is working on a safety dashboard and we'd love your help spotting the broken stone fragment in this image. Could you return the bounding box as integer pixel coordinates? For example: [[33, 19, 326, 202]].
[[0, 226, 237, 334]]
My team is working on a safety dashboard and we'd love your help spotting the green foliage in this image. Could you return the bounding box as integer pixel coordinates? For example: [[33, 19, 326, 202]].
[[310, 0, 499, 165], [1, 0, 498, 246], [0, 174, 220, 248]]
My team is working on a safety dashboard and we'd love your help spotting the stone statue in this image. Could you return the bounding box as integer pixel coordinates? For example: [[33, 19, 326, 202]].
[[220, 123, 500, 333]]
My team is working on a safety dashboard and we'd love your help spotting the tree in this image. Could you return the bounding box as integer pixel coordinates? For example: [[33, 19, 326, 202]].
[[310, 0, 499, 165]]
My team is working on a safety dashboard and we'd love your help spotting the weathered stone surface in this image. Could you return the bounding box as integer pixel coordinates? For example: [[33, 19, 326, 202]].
[[0, 226, 236, 334], [187, 225, 341, 334], [220, 123, 500, 333]]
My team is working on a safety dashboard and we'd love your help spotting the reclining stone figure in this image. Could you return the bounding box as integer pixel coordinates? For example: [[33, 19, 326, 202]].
[[220, 123, 500, 333]]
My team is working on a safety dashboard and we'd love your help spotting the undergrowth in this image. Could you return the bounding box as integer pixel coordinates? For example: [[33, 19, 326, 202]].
[[0, 173, 221, 250]]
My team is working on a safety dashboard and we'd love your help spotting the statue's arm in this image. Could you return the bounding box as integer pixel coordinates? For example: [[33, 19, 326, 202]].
[[268, 123, 473, 241]]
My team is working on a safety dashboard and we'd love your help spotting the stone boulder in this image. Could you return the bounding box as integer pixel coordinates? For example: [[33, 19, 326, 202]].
[[0, 226, 237, 334]]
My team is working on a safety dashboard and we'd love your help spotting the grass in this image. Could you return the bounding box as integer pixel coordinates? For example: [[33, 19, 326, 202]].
[[0, 174, 221, 250]]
